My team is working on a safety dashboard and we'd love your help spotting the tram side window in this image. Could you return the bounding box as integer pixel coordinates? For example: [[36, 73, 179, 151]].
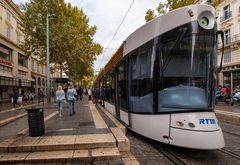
[[118, 63, 127, 111], [129, 49, 153, 113], [102, 70, 115, 105]]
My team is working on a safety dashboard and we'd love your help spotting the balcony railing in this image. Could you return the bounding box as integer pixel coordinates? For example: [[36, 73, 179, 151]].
[[220, 11, 232, 22], [219, 33, 240, 46]]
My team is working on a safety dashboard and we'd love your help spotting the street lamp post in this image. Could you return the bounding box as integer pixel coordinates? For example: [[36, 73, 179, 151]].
[[46, 13, 55, 103], [46, 13, 50, 103]]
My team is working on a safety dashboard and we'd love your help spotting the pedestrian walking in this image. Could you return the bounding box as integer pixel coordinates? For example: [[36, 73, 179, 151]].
[[38, 89, 45, 105], [29, 91, 35, 103], [72, 86, 77, 114], [12, 90, 21, 108], [67, 84, 76, 116], [88, 88, 92, 100], [56, 85, 65, 117], [77, 86, 83, 100], [22, 91, 29, 105]]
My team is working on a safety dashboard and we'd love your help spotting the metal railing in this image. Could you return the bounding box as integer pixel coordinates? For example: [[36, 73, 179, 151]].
[[220, 11, 232, 22]]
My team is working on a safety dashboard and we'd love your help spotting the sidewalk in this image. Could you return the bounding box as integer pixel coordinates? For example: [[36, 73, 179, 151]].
[[215, 103, 240, 124], [0, 96, 138, 164]]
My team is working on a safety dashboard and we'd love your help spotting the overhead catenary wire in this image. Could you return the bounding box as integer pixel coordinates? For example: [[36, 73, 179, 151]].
[[98, 0, 135, 70]]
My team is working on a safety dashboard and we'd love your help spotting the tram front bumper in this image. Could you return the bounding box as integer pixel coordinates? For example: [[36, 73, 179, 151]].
[[169, 127, 225, 150]]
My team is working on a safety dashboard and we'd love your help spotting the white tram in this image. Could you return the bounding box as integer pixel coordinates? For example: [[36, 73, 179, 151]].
[[95, 4, 225, 149]]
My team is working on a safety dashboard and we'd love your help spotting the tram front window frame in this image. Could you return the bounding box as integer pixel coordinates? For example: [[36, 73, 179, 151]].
[[156, 23, 216, 112]]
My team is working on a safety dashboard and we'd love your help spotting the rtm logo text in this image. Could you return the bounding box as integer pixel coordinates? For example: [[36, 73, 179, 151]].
[[199, 119, 216, 125]]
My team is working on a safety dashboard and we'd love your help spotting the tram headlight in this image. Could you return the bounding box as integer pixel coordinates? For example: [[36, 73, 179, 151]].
[[176, 121, 184, 127], [198, 11, 215, 30]]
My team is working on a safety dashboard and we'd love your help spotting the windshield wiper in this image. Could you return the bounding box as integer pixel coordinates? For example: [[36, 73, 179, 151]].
[[162, 27, 188, 72]]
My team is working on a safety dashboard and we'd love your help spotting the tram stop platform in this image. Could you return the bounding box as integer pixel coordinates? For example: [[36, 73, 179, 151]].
[[0, 96, 139, 164]]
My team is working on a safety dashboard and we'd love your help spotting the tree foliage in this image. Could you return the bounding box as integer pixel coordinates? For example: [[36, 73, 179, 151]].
[[166, 0, 197, 11], [145, 9, 156, 22], [145, 0, 223, 22], [20, 0, 102, 81]]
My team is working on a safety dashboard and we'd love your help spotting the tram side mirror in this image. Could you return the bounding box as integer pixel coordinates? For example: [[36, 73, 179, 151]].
[[217, 30, 224, 72]]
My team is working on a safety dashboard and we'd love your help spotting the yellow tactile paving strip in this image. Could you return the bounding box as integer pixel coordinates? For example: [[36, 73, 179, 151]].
[[97, 105, 126, 134], [96, 104, 140, 164], [89, 101, 108, 128], [121, 151, 140, 165]]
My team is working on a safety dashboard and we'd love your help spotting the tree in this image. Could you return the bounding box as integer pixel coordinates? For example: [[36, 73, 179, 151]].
[[211, 0, 222, 8], [145, 0, 223, 22], [145, 9, 156, 22], [156, 2, 167, 16], [20, 0, 102, 80], [166, 0, 197, 11]]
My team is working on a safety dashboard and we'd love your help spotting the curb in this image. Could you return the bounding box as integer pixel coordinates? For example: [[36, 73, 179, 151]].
[[215, 110, 240, 125]]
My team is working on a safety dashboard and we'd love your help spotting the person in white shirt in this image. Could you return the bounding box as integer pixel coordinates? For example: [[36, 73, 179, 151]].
[[88, 88, 92, 100]]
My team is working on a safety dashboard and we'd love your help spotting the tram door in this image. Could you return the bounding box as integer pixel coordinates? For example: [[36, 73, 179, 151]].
[[116, 61, 129, 125], [115, 68, 120, 118]]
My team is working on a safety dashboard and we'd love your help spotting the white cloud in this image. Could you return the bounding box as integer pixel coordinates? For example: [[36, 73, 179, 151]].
[[13, 0, 166, 72]]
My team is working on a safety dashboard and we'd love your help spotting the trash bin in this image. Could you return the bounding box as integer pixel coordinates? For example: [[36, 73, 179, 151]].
[[26, 106, 45, 137]]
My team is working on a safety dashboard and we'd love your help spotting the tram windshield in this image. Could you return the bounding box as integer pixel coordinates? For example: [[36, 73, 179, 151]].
[[158, 27, 216, 111]]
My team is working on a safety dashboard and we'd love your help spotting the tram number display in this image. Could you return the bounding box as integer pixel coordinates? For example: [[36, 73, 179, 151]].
[[199, 119, 216, 125]]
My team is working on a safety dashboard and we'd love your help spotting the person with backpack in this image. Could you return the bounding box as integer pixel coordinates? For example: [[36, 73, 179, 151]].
[[67, 83, 76, 116], [12, 90, 21, 108]]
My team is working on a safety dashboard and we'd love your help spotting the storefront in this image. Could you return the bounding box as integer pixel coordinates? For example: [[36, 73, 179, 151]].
[[0, 76, 32, 99], [223, 69, 240, 93]]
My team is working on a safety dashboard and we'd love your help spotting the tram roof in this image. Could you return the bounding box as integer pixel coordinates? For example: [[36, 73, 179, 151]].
[[96, 44, 124, 82]]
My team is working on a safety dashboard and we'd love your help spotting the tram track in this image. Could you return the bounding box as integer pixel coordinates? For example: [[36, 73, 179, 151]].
[[222, 130, 240, 137], [147, 140, 188, 165], [218, 148, 240, 160], [126, 129, 188, 165]]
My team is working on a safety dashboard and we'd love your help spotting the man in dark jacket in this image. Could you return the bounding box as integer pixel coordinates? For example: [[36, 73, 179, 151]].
[[13, 90, 21, 108]]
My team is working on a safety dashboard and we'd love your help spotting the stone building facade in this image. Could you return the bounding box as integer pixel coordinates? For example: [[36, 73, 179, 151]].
[[0, 0, 50, 100], [199, 0, 240, 92]]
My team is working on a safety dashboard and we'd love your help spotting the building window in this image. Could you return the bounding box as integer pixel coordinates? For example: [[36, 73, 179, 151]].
[[6, 10, 11, 22], [31, 58, 34, 71], [41, 65, 44, 74], [0, 65, 12, 75], [18, 70, 27, 79], [224, 29, 231, 44], [18, 53, 28, 68], [0, 44, 12, 61], [37, 63, 39, 73], [34, 60, 38, 72], [223, 52, 231, 63], [16, 33, 21, 44], [221, 4, 232, 22], [6, 25, 11, 39]]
